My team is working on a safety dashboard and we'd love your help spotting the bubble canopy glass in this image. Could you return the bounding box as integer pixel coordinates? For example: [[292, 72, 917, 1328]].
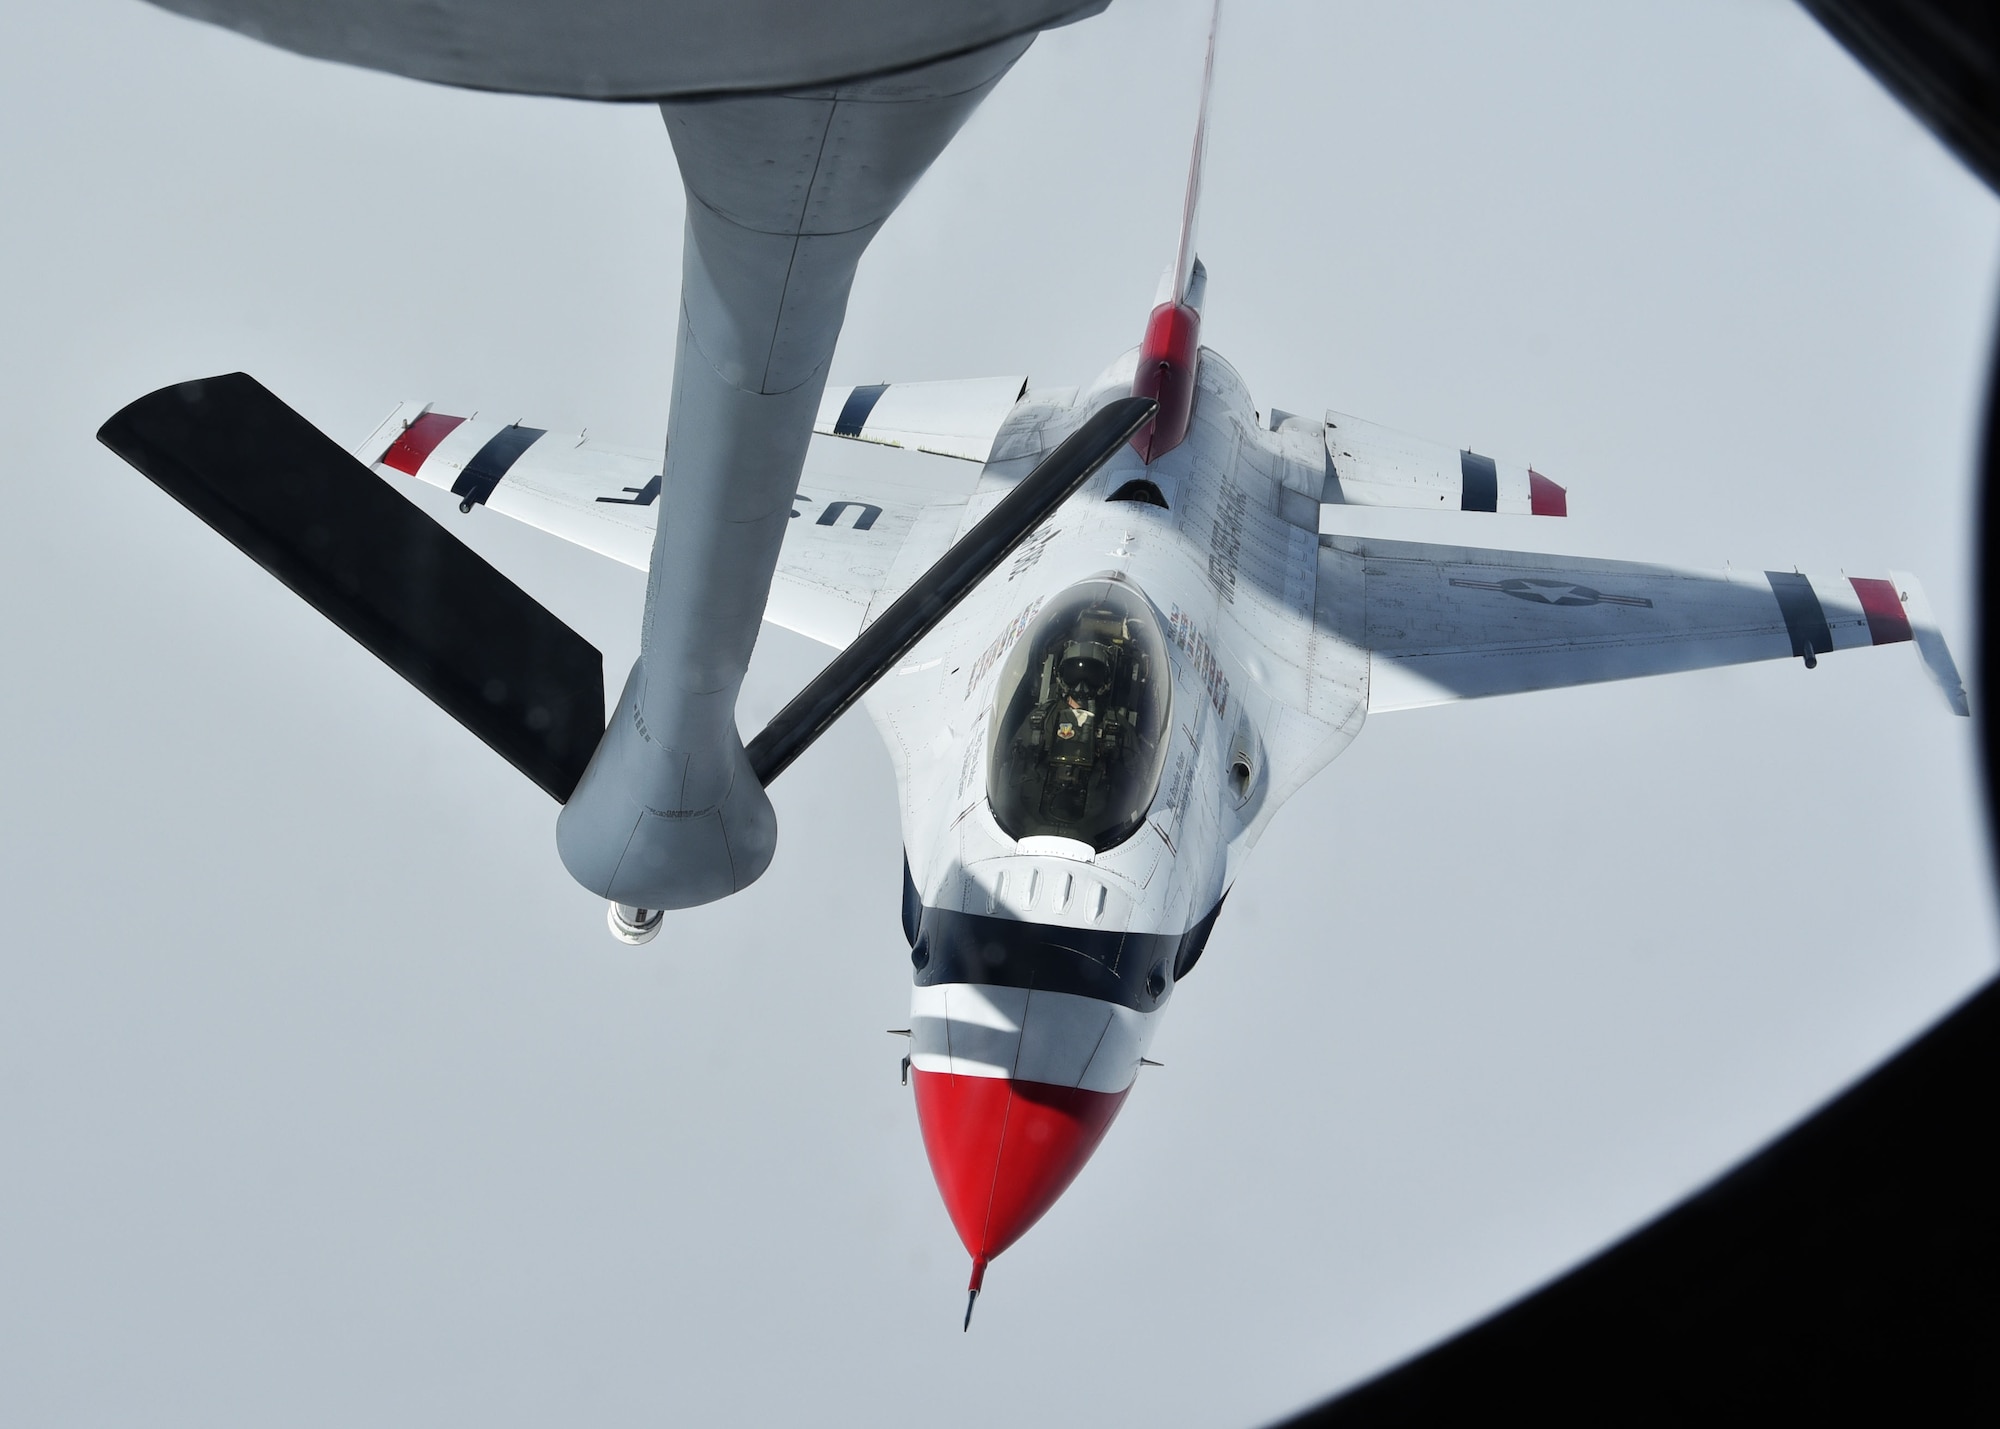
[[987, 578, 1173, 852]]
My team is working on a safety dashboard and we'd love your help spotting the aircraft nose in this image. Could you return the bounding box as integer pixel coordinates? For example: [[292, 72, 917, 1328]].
[[911, 1068, 1129, 1279]]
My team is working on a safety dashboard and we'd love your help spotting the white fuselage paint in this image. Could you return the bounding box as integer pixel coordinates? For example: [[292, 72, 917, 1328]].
[[864, 347, 1370, 1092]]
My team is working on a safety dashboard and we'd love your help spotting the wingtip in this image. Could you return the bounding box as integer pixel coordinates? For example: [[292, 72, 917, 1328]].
[[1888, 571, 1972, 717]]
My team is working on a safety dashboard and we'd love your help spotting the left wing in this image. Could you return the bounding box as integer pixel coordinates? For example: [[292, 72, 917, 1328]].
[[1318, 534, 1969, 716], [813, 375, 1025, 459], [355, 387, 1020, 649]]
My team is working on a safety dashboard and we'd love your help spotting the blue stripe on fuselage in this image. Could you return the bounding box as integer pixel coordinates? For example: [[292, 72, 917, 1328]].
[[908, 901, 1223, 1012]]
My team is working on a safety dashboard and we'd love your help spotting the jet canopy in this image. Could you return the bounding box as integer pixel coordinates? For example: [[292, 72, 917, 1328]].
[[987, 579, 1173, 852]]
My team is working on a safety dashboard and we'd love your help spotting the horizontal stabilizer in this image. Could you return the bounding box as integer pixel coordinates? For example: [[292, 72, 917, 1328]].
[[814, 376, 1027, 462], [1322, 410, 1566, 516], [97, 373, 606, 800]]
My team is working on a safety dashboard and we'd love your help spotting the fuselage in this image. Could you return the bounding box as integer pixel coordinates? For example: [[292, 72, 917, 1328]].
[[861, 345, 1369, 1293]]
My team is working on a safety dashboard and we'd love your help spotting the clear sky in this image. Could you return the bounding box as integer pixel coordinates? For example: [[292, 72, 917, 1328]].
[[2, 2, 1995, 1424]]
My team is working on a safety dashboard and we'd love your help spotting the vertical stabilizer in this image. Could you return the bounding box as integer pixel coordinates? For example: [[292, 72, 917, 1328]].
[[1172, 0, 1220, 312], [1132, 0, 1221, 463]]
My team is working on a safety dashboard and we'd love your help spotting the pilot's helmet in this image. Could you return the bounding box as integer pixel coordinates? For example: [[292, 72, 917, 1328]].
[[1057, 641, 1113, 697]]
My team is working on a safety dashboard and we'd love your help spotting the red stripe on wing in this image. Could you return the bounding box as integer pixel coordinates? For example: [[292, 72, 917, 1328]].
[[1850, 576, 1912, 645], [1528, 468, 1567, 517], [380, 412, 465, 475]]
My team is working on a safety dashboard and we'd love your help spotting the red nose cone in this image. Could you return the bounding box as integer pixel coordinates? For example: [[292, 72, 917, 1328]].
[[912, 1070, 1130, 1266]]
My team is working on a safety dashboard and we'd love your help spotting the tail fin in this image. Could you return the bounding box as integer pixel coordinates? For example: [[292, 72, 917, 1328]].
[[1170, 0, 1220, 312], [1131, 0, 1222, 463]]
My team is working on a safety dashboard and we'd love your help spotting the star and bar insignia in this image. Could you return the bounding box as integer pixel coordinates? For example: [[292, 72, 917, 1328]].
[[1447, 576, 1654, 608]]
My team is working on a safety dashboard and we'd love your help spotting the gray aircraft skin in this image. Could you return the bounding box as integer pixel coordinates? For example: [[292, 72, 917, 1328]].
[[143, 1, 1105, 912], [555, 40, 1037, 912], [144, 0, 1106, 98]]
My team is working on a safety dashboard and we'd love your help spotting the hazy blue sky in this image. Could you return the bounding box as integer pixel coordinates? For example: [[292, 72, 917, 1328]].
[[3, 2, 1995, 1424]]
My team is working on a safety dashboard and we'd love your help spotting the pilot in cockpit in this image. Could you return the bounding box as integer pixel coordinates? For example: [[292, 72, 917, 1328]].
[[1028, 641, 1117, 766], [988, 587, 1168, 851]]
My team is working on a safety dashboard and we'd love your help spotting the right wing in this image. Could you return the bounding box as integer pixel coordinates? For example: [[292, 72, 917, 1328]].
[[355, 380, 1028, 649], [1318, 534, 1969, 716]]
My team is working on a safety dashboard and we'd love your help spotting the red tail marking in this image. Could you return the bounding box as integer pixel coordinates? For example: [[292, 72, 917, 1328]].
[[1131, 302, 1200, 462]]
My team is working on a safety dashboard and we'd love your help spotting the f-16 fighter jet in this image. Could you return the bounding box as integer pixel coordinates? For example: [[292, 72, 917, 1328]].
[[97, 1, 1967, 1327]]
